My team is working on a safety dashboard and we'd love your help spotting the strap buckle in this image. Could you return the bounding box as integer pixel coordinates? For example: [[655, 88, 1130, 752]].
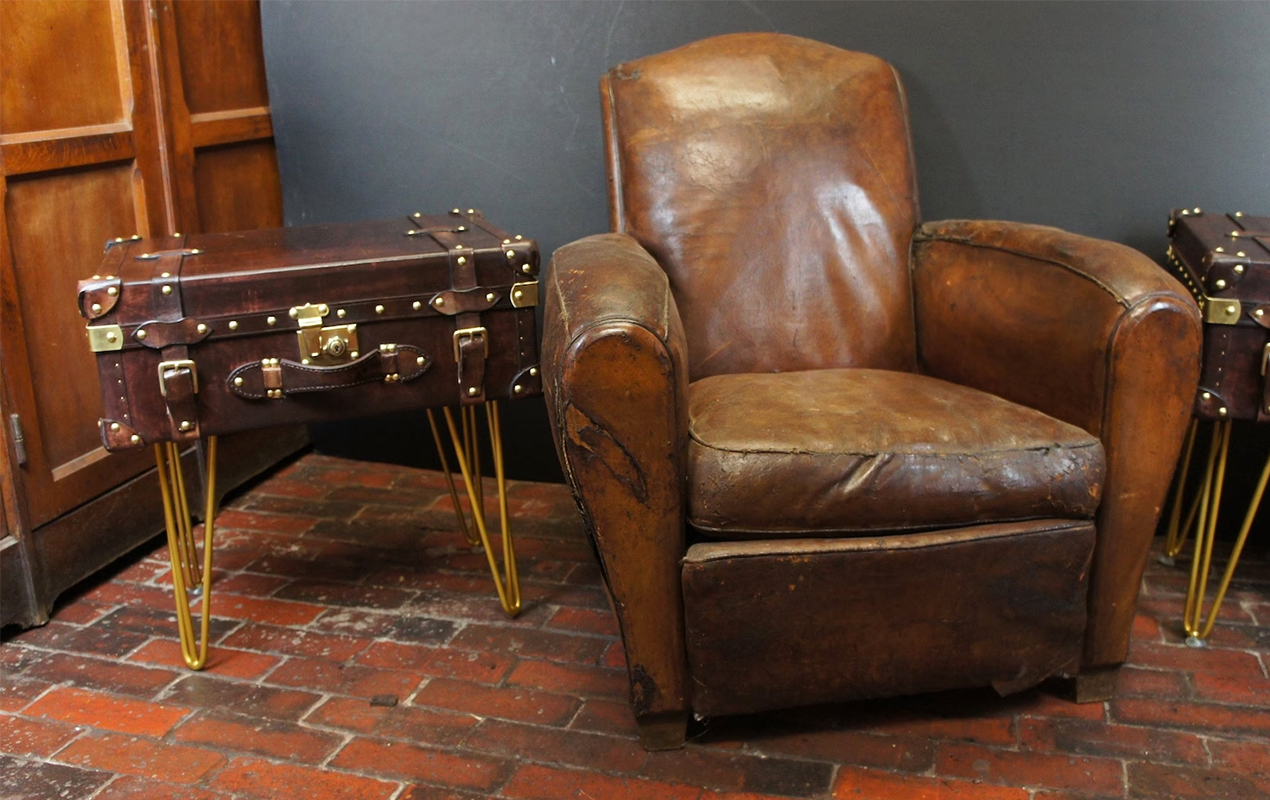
[[158, 359, 198, 396], [453, 327, 488, 362]]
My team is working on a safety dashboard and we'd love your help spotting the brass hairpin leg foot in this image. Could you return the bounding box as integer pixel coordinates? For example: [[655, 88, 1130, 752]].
[[1183, 420, 1267, 645], [428, 402, 521, 616], [154, 436, 217, 670]]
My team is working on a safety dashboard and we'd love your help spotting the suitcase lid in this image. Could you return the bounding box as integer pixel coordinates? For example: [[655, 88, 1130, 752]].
[[1168, 208, 1270, 326], [76, 212, 540, 344]]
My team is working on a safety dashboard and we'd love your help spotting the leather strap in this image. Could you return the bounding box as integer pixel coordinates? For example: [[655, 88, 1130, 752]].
[[427, 224, 488, 406], [132, 318, 213, 349], [147, 238, 200, 441], [227, 345, 432, 400]]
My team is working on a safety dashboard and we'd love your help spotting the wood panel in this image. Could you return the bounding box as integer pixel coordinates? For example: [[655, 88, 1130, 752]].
[[193, 142, 284, 234], [171, 0, 270, 114]]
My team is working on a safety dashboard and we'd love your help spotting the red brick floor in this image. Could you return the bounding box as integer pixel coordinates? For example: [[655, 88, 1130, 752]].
[[2, 452, 1268, 799]]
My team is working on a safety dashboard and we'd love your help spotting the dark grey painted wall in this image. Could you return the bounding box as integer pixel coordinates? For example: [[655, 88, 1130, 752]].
[[261, 1, 1270, 482]]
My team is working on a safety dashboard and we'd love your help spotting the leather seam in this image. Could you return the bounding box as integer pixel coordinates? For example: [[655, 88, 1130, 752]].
[[685, 432, 1104, 458]]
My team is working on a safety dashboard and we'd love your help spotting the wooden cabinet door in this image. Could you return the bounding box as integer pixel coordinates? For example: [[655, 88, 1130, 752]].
[[1, 0, 172, 529]]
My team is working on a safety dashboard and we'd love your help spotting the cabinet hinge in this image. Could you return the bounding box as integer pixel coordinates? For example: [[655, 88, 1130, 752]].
[[9, 414, 27, 466]]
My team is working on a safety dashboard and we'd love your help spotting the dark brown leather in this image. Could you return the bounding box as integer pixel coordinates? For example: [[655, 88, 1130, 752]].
[[543, 232, 691, 725], [912, 220, 1202, 669], [81, 214, 540, 449], [1167, 210, 1270, 421], [688, 369, 1104, 536], [543, 33, 1204, 746], [603, 32, 919, 380], [682, 519, 1095, 717]]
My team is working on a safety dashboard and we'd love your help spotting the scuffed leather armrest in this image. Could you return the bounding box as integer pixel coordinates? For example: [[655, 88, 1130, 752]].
[[912, 220, 1202, 669], [542, 233, 690, 727]]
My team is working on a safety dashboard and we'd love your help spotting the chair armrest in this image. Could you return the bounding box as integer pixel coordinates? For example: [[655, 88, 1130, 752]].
[[912, 220, 1202, 669], [542, 233, 690, 727]]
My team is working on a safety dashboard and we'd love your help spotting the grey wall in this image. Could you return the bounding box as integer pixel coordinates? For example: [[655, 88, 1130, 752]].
[[261, 1, 1270, 482]]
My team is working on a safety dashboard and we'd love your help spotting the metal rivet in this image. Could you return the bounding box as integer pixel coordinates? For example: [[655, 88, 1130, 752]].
[[110, 422, 121, 432], [267, 316, 277, 325], [1227, 305, 1237, 315], [375, 305, 385, 314], [506, 250, 515, 259], [1238, 252, 1247, 258], [161, 285, 172, 295], [1216, 247, 1225, 253], [514, 234, 523, 241], [529, 367, 538, 376], [107, 287, 118, 297], [272, 358, 280, 367], [1219, 407, 1229, 416], [173, 232, 181, 237], [92, 274, 102, 279], [1235, 265, 1245, 274], [190, 249, 200, 255], [467, 386, 479, 396], [522, 264, 532, 274], [1236, 211, 1244, 217], [416, 356, 425, 366], [407, 229, 417, 236], [409, 301, 420, 311], [91, 303, 103, 314], [349, 350, 359, 358], [486, 292, 495, 302], [196, 323, 207, 334], [455, 244, 463, 250], [161, 272, 171, 278], [337, 309, 347, 318], [457, 226, 467, 232], [414, 212, 422, 218], [1258, 309, 1265, 318], [1232, 231, 1241, 237], [1216, 279, 1227, 289], [233, 377, 244, 387], [179, 421, 192, 431], [467, 208, 474, 214], [1194, 207, 1202, 214], [229, 321, 239, 330], [130, 434, 141, 444], [457, 256, 467, 266], [434, 297, 444, 306], [1202, 392, 1212, 400], [289, 308, 299, 319], [451, 208, 461, 214], [513, 290, 522, 301], [302, 358, 310, 365], [514, 384, 523, 394], [136, 329, 147, 340], [503, 239, 511, 245]]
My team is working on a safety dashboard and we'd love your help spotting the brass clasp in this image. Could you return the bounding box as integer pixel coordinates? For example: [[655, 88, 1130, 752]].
[[157, 359, 198, 396], [292, 302, 359, 366]]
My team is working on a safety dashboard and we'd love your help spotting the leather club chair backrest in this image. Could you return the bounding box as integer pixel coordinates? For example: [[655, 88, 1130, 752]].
[[602, 32, 922, 380]]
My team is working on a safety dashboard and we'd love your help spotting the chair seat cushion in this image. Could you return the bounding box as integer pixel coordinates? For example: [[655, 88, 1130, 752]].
[[687, 369, 1105, 537]]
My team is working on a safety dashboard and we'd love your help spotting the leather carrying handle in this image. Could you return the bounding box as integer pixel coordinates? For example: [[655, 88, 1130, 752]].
[[227, 345, 432, 400]]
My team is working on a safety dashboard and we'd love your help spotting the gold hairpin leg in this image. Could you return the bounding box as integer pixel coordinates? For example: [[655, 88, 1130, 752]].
[[428, 402, 521, 616], [1183, 419, 1267, 644], [154, 436, 217, 669], [1161, 418, 1201, 563]]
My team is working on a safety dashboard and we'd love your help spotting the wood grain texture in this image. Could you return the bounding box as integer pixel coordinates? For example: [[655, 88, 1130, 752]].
[[171, 0, 270, 114], [193, 141, 283, 234]]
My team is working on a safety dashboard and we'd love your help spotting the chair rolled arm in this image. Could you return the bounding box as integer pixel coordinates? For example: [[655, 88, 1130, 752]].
[[542, 233, 691, 723], [912, 219, 1202, 669]]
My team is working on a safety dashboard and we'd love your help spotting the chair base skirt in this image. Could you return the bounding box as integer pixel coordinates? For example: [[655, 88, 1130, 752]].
[[681, 519, 1096, 717]]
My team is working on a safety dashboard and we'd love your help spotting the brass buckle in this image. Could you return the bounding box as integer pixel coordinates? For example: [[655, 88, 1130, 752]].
[[158, 359, 198, 396], [453, 326, 488, 362]]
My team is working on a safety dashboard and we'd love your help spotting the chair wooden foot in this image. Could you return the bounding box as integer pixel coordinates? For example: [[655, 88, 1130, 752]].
[[637, 712, 689, 750], [1072, 666, 1120, 703]]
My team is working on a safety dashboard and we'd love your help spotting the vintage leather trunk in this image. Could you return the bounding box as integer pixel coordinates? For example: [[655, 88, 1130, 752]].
[[77, 211, 540, 449], [1167, 208, 1270, 421]]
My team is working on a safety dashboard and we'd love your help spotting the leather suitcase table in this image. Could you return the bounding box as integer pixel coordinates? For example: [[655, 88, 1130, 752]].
[[78, 210, 539, 668], [1161, 207, 1268, 644]]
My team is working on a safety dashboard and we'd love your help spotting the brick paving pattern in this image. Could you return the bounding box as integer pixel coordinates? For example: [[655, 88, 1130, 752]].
[[1, 452, 1268, 799]]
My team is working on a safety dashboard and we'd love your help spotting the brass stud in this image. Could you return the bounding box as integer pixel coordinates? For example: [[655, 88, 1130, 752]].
[[455, 244, 463, 250], [271, 358, 280, 367], [107, 287, 118, 297], [337, 309, 347, 318], [130, 434, 141, 445], [414, 212, 422, 217], [1216, 279, 1228, 289], [416, 356, 425, 366], [1203, 392, 1212, 400], [173, 232, 181, 237], [136, 329, 147, 340], [522, 264, 533, 274], [267, 316, 277, 326], [467, 208, 474, 214], [1236, 211, 1245, 217], [318, 304, 329, 315], [91, 302, 103, 314], [1194, 207, 1202, 214], [407, 229, 417, 235], [196, 323, 207, 334], [457, 226, 467, 232], [179, 421, 193, 431], [1219, 407, 1229, 416], [529, 367, 538, 377], [457, 256, 467, 266], [1216, 247, 1225, 253], [485, 292, 495, 302], [349, 350, 359, 358], [190, 249, 201, 255], [106, 332, 118, 343], [513, 290, 522, 301], [289, 308, 300, 319], [467, 386, 479, 396], [302, 358, 310, 365], [233, 377, 244, 387], [434, 297, 444, 306], [506, 250, 515, 259], [161, 272, 171, 278], [451, 208, 461, 214], [229, 321, 239, 330], [1235, 265, 1245, 274], [514, 234, 523, 241], [503, 239, 511, 245], [413, 300, 423, 310], [92, 274, 102, 280], [375, 305, 385, 314], [110, 422, 121, 432], [161, 285, 172, 295], [1232, 231, 1241, 237], [514, 384, 523, 394], [1258, 309, 1265, 318], [1238, 252, 1247, 258], [1226, 305, 1238, 316]]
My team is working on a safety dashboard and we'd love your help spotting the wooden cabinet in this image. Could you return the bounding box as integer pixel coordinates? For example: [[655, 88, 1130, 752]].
[[1, 0, 305, 628]]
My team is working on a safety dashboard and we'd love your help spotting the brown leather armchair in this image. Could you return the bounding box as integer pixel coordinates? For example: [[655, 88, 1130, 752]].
[[542, 33, 1202, 750]]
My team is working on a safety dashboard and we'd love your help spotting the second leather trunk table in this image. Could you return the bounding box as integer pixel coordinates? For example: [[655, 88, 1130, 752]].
[[77, 211, 541, 668]]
